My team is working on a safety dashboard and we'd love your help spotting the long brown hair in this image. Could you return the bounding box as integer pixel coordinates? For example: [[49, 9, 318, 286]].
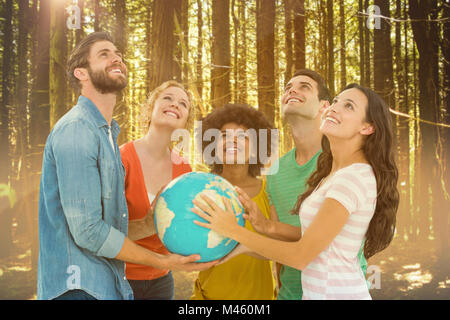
[[292, 84, 399, 260]]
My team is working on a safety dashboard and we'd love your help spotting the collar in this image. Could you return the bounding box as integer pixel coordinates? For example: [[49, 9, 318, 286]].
[[77, 95, 120, 133]]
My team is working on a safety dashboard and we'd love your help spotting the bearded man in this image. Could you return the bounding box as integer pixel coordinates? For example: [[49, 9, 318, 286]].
[[37, 32, 215, 300]]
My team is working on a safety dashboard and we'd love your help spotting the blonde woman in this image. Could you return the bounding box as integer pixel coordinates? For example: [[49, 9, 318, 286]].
[[120, 81, 216, 300]]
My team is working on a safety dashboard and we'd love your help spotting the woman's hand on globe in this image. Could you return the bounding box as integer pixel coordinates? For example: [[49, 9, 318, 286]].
[[192, 194, 241, 239], [162, 253, 219, 272], [235, 186, 270, 235]]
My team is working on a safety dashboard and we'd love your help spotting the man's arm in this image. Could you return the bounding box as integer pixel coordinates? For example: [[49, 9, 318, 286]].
[[53, 121, 216, 271]]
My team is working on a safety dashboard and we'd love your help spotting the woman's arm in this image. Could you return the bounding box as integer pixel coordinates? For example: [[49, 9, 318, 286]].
[[193, 195, 350, 271], [236, 187, 301, 241]]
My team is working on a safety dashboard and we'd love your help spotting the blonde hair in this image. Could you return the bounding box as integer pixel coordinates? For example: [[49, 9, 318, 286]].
[[142, 80, 194, 134]]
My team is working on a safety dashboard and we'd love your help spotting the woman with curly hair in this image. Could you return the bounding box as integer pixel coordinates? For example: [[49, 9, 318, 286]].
[[191, 103, 277, 300], [120, 80, 216, 300], [192, 84, 399, 300]]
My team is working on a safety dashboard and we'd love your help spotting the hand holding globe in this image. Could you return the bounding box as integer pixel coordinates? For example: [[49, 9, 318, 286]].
[[153, 172, 246, 262]]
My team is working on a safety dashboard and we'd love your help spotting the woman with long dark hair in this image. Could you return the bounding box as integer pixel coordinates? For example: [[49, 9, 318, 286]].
[[192, 84, 399, 300]]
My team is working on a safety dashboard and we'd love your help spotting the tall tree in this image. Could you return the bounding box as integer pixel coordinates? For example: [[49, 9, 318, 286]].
[[94, 0, 100, 32], [438, 0, 450, 264], [359, 0, 366, 86], [196, 0, 203, 98], [339, 0, 346, 90], [373, 0, 394, 107], [409, 0, 444, 251], [173, 0, 183, 82], [149, 0, 177, 91], [145, 1, 152, 93], [284, 0, 293, 85], [75, 0, 85, 45], [0, 0, 13, 259], [293, 0, 305, 70], [50, 0, 67, 128], [395, 0, 410, 238], [29, 0, 50, 271], [364, 0, 371, 87], [113, 0, 128, 144], [211, 0, 231, 108], [256, 0, 275, 123], [1, 0, 13, 185], [236, 0, 248, 103], [326, 0, 335, 97]]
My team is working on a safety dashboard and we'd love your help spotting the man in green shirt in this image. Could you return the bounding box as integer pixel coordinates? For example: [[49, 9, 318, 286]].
[[266, 69, 368, 300]]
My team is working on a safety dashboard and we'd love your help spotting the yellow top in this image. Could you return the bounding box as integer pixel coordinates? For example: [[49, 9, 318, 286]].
[[191, 179, 276, 300]]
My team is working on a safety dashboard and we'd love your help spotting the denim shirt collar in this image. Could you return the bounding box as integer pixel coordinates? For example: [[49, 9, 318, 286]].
[[77, 95, 121, 136]]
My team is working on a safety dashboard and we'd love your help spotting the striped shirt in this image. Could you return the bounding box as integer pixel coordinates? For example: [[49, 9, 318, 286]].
[[299, 163, 377, 300]]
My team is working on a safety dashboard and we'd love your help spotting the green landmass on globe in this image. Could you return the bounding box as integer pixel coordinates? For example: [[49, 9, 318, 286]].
[[154, 172, 246, 262]]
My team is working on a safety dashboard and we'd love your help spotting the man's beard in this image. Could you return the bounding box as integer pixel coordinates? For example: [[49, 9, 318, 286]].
[[87, 65, 128, 94]]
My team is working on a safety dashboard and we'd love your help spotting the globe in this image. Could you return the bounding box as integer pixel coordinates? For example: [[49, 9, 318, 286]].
[[153, 172, 245, 262]]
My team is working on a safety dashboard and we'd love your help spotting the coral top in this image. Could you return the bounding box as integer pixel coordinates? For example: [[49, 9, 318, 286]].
[[120, 141, 191, 280]]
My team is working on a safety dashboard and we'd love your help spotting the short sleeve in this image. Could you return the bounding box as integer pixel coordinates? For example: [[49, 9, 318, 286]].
[[325, 170, 367, 214]]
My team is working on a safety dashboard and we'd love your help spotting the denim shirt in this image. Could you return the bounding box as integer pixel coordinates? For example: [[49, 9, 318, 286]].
[[37, 96, 133, 300]]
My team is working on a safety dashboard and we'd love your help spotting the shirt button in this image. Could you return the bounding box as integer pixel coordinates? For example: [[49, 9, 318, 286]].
[[123, 276, 126, 281], [122, 213, 126, 218]]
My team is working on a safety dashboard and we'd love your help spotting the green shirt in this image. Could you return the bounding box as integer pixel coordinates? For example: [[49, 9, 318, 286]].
[[266, 148, 368, 300]]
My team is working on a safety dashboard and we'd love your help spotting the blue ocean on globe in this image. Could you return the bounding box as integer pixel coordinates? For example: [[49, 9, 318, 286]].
[[153, 172, 245, 262]]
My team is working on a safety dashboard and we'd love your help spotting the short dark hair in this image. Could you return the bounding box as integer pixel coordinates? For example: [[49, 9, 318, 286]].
[[67, 32, 115, 93], [292, 69, 330, 102], [199, 103, 274, 177]]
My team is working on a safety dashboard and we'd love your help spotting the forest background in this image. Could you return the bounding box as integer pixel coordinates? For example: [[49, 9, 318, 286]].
[[0, 0, 448, 300]]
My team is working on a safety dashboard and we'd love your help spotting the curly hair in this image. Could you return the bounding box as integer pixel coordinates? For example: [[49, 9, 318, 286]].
[[199, 103, 275, 177], [292, 84, 399, 260]]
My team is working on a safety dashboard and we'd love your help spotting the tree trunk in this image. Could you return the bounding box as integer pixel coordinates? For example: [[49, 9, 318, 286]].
[[0, 0, 14, 259], [319, 0, 327, 81], [196, 0, 203, 98], [359, 0, 366, 86], [50, 0, 67, 128], [284, 0, 293, 86], [211, 0, 231, 108], [326, 0, 334, 97], [293, 0, 305, 70], [237, 0, 248, 104], [373, 0, 394, 107], [409, 0, 441, 245], [256, 0, 275, 123], [339, 0, 346, 90], [29, 0, 50, 272], [94, 0, 100, 32], [75, 0, 85, 45], [395, 0, 410, 239], [173, 0, 183, 82], [364, 0, 371, 87], [181, 0, 189, 84], [113, 0, 128, 145], [149, 0, 177, 91], [1, 0, 13, 186]]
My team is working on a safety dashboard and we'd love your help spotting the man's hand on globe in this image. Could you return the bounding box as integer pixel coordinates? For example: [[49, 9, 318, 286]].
[[235, 186, 270, 236], [162, 253, 219, 271]]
